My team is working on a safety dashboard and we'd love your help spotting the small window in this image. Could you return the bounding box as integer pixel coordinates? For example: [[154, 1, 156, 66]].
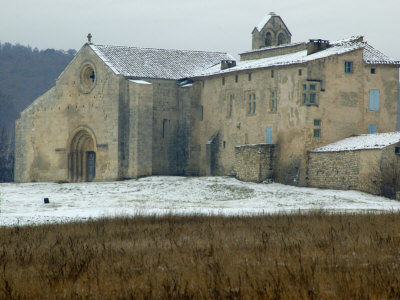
[[271, 70, 274, 78], [223, 141, 226, 149], [298, 69, 302, 76], [369, 89, 380, 111], [248, 73, 252, 81], [313, 119, 321, 138], [270, 90, 277, 113], [235, 74, 238, 83], [395, 147, 400, 155], [247, 92, 256, 115], [228, 94, 233, 117], [201, 105, 204, 121], [345, 61, 353, 73], [368, 125, 378, 134], [371, 68, 376, 74], [302, 83, 318, 106], [222, 77, 225, 85]]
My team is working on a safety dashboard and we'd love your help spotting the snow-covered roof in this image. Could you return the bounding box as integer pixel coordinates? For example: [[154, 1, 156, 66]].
[[193, 37, 400, 78], [129, 80, 151, 85], [312, 132, 400, 152], [90, 44, 234, 80], [239, 42, 305, 55], [255, 12, 274, 32]]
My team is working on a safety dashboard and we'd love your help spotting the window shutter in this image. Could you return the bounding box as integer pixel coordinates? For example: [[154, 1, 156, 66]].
[[369, 90, 380, 111], [368, 124, 378, 134]]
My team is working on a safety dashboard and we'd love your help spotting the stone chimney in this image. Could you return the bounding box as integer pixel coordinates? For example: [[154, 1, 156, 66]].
[[307, 39, 330, 55], [221, 60, 237, 70]]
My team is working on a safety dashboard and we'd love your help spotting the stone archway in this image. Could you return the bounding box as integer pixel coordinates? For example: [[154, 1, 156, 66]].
[[68, 129, 96, 182]]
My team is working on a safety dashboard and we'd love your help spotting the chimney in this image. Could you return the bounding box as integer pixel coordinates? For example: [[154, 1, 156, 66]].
[[307, 39, 330, 55], [221, 60, 237, 70]]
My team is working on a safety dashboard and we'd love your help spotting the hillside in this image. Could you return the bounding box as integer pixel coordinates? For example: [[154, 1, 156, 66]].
[[0, 43, 75, 182]]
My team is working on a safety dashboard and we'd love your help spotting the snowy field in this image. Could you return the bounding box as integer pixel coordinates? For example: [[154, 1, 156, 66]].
[[1, 176, 400, 226]]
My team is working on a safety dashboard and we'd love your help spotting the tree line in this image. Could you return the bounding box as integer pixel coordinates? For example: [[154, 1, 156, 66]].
[[0, 42, 75, 182]]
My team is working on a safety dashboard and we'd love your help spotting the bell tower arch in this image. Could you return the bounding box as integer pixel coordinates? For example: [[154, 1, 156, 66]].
[[252, 12, 292, 50]]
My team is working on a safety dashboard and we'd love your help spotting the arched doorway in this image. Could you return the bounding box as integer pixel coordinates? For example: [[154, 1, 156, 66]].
[[277, 33, 286, 45], [68, 129, 96, 182]]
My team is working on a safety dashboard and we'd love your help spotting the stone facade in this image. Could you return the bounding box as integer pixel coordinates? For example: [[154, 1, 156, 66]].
[[235, 144, 278, 182], [14, 13, 400, 197], [307, 135, 400, 197]]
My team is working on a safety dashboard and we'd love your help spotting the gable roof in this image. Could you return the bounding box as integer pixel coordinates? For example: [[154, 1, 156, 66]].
[[312, 132, 400, 152], [253, 12, 292, 35], [89, 44, 234, 80], [193, 37, 400, 78]]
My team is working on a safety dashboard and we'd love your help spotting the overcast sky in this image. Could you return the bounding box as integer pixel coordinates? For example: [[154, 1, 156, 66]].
[[1, 0, 399, 60]]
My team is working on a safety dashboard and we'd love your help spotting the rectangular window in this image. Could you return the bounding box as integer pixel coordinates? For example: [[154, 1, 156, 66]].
[[235, 74, 238, 82], [368, 125, 377, 134], [371, 68, 376, 74], [345, 61, 353, 73], [369, 89, 380, 111], [270, 90, 277, 112], [247, 92, 256, 115], [271, 70, 274, 78], [313, 129, 321, 138], [302, 83, 318, 106], [228, 94, 233, 117], [222, 77, 225, 85], [266, 127, 272, 144], [313, 119, 321, 138], [248, 73, 252, 81], [298, 69, 302, 76]]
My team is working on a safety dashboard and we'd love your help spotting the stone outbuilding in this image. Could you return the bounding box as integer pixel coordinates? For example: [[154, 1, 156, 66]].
[[307, 132, 400, 197]]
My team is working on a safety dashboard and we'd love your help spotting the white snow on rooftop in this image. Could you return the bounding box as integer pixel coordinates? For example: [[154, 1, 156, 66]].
[[255, 12, 274, 32], [129, 80, 151, 85], [90, 44, 234, 80], [194, 37, 399, 78], [312, 132, 400, 152]]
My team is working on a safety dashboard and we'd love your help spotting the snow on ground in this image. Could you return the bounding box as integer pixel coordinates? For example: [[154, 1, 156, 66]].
[[1, 176, 400, 227]]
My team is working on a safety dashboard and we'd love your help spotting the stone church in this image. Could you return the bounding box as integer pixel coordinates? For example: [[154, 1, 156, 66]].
[[15, 13, 400, 195]]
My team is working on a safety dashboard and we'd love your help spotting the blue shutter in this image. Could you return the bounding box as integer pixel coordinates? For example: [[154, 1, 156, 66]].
[[369, 90, 380, 111], [368, 125, 377, 134], [266, 127, 272, 144]]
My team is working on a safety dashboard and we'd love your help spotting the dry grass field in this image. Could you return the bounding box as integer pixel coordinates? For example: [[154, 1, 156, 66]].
[[1, 213, 400, 299]]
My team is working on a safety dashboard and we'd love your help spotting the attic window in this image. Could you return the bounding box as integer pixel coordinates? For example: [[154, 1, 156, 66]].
[[371, 68, 376, 74]]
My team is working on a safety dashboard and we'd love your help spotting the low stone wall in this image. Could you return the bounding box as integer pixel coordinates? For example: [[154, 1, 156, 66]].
[[234, 144, 278, 182], [307, 151, 360, 191]]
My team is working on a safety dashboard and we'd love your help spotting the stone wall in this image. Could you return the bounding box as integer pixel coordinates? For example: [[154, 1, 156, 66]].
[[306, 150, 360, 191], [235, 144, 278, 182]]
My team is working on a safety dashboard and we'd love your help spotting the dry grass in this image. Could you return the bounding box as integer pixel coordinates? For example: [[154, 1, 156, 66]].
[[1, 212, 400, 299]]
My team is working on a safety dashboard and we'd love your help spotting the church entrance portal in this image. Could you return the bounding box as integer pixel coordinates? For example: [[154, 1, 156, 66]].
[[68, 129, 96, 182]]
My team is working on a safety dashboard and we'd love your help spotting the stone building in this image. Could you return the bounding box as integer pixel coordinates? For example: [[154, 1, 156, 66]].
[[307, 132, 400, 197], [15, 13, 400, 194]]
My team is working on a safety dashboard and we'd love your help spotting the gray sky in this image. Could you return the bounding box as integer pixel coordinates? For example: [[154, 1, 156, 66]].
[[1, 0, 399, 60]]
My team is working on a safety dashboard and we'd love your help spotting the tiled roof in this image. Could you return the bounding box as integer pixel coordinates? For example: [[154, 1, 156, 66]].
[[193, 37, 400, 77], [312, 132, 400, 152], [90, 44, 234, 80]]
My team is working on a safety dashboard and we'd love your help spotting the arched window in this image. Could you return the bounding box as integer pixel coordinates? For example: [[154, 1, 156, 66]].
[[265, 32, 272, 47], [278, 33, 286, 45]]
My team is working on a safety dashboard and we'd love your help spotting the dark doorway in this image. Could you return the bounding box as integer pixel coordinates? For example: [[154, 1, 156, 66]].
[[86, 151, 96, 182]]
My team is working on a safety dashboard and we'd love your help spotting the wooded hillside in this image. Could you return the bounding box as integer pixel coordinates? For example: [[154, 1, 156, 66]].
[[0, 42, 75, 182]]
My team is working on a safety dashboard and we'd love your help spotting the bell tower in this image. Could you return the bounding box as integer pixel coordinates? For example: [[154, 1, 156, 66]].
[[252, 12, 292, 50]]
